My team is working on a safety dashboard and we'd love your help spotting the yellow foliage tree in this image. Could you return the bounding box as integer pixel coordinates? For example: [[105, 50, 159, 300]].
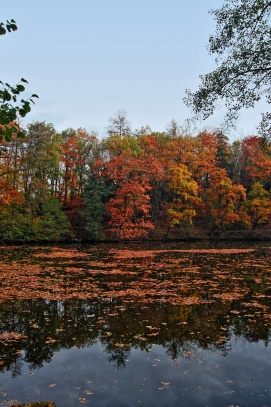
[[167, 164, 201, 227], [246, 182, 271, 227]]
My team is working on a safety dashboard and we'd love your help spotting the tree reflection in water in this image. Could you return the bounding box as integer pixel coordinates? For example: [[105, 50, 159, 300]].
[[0, 243, 270, 406], [0, 293, 270, 375]]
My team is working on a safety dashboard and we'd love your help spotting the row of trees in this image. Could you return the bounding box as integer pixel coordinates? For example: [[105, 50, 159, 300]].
[[1, 119, 271, 242]]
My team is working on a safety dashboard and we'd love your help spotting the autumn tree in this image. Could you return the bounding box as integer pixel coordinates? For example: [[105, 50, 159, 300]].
[[0, 132, 26, 241], [204, 168, 248, 230], [193, 132, 220, 193], [59, 128, 100, 238], [0, 133, 24, 190], [0, 121, 71, 242], [246, 182, 271, 227], [136, 133, 167, 225], [244, 136, 271, 187], [82, 141, 115, 241], [102, 130, 167, 229], [184, 0, 271, 138], [21, 122, 62, 206], [104, 153, 155, 239], [167, 164, 201, 231], [166, 133, 198, 172], [229, 136, 271, 189], [106, 178, 154, 239], [59, 129, 79, 207], [0, 161, 27, 242], [60, 128, 99, 206], [101, 133, 142, 159], [0, 185, 26, 241]]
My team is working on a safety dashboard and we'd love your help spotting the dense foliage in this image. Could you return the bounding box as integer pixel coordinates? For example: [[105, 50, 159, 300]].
[[185, 0, 271, 138], [0, 18, 38, 141], [1, 120, 271, 242]]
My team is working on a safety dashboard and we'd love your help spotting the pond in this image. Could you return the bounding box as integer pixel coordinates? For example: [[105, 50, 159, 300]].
[[0, 242, 271, 407]]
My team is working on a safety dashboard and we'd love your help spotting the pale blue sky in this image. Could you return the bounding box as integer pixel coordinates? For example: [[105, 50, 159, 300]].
[[1, 0, 263, 138]]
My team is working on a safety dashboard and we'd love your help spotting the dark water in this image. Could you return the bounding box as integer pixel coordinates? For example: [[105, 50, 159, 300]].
[[0, 242, 271, 407]]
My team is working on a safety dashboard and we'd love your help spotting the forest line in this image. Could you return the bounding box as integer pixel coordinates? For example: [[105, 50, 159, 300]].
[[1, 119, 271, 242]]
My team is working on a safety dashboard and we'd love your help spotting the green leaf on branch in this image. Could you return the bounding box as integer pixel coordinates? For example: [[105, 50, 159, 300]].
[[1, 18, 38, 141], [0, 26, 6, 35], [2, 90, 12, 102], [16, 84, 25, 93]]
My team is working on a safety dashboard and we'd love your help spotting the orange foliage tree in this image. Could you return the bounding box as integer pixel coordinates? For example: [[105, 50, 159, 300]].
[[104, 154, 154, 239], [204, 168, 248, 229]]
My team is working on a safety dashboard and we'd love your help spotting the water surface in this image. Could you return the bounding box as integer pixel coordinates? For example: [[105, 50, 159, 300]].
[[0, 242, 270, 406]]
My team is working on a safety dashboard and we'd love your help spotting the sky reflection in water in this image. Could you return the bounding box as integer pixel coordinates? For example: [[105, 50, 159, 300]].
[[1, 336, 271, 407], [0, 243, 271, 407]]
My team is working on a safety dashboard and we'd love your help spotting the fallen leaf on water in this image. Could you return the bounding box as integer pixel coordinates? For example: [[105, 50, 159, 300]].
[[79, 398, 88, 404], [159, 381, 171, 390]]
